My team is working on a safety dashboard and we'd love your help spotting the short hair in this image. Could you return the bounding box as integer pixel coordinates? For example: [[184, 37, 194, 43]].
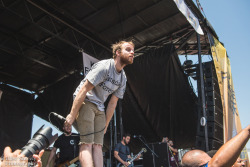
[[123, 133, 131, 138], [111, 40, 135, 59]]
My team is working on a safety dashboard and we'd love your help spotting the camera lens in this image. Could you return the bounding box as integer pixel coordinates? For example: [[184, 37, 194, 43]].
[[21, 125, 58, 157]]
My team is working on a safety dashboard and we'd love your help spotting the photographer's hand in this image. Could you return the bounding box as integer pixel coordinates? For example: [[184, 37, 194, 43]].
[[0, 146, 28, 167], [32, 150, 44, 167], [0, 147, 44, 167]]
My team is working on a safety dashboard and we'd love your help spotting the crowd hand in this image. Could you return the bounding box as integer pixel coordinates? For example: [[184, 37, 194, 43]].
[[0, 147, 44, 167]]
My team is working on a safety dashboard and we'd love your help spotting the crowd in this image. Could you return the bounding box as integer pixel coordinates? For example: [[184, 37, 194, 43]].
[[181, 125, 250, 167]]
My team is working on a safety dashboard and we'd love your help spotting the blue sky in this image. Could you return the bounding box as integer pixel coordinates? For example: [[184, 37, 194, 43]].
[[32, 0, 249, 149], [200, 0, 250, 148]]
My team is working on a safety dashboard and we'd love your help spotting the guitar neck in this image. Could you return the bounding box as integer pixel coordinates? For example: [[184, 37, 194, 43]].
[[56, 156, 79, 167], [69, 156, 79, 164], [129, 150, 143, 163]]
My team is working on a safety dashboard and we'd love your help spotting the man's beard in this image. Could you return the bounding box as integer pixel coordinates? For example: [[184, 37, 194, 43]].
[[123, 139, 129, 145], [123, 139, 127, 145], [120, 54, 133, 65]]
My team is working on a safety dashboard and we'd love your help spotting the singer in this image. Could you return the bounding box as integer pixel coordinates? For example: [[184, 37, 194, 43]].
[[64, 41, 135, 167]]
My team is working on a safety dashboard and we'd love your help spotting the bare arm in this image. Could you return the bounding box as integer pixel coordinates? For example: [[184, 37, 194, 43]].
[[65, 80, 94, 126], [114, 151, 129, 166], [169, 146, 178, 153], [208, 125, 250, 167], [104, 94, 119, 134], [46, 147, 57, 167]]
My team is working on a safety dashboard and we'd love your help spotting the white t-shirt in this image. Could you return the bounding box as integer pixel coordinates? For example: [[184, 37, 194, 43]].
[[73, 59, 127, 111]]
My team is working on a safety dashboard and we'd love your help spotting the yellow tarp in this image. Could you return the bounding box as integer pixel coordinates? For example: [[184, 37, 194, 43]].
[[210, 36, 248, 160]]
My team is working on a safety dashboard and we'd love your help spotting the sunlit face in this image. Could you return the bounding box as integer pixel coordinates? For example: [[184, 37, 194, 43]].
[[119, 42, 134, 65], [123, 136, 131, 145]]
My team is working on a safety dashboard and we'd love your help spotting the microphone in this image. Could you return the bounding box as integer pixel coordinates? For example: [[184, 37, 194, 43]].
[[133, 135, 142, 138], [49, 112, 66, 132], [50, 112, 66, 122]]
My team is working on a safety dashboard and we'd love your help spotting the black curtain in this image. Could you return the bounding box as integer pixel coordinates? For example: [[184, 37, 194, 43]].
[[33, 74, 82, 123], [0, 86, 33, 153], [122, 45, 198, 149]]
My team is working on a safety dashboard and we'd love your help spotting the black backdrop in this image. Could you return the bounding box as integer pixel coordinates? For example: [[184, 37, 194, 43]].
[[0, 86, 33, 152], [123, 45, 198, 149]]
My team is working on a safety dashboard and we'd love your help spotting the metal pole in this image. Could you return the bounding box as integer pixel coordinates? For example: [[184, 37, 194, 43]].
[[109, 118, 113, 167], [197, 33, 209, 151], [114, 110, 117, 146], [119, 100, 124, 141]]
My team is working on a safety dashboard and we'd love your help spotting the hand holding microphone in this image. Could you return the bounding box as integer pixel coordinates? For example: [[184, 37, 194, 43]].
[[49, 112, 74, 127], [65, 114, 75, 127], [49, 112, 68, 132]]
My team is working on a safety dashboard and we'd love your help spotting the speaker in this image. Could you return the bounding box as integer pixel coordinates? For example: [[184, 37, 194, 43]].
[[203, 62, 215, 78], [204, 77, 218, 92], [195, 136, 223, 151], [143, 142, 169, 167], [206, 106, 223, 126], [205, 91, 223, 110], [198, 105, 223, 127], [197, 122, 223, 141], [196, 61, 224, 151]]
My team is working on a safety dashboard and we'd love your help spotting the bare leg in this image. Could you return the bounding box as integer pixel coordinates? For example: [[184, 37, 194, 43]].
[[79, 144, 93, 167], [92, 144, 103, 167]]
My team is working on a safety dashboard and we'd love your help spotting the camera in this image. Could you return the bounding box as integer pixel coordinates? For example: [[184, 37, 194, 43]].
[[21, 125, 58, 158]]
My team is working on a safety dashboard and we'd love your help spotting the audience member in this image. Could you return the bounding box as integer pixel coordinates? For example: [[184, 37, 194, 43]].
[[181, 125, 250, 167]]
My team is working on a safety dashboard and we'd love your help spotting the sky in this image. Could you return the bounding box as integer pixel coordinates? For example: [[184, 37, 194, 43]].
[[32, 0, 250, 149], [199, 0, 250, 148]]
